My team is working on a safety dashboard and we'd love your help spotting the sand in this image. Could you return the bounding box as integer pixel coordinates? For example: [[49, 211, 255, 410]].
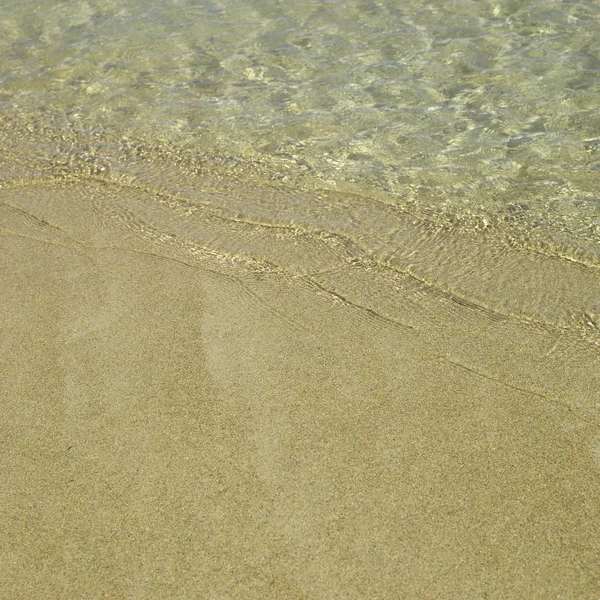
[[1, 174, 600, 598]]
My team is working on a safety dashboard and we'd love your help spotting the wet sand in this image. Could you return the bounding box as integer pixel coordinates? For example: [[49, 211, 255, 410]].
[[1, 174, 600, 598]]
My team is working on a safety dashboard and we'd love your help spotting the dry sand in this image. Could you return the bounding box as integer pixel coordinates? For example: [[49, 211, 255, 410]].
[[1, 175, 600, 598]]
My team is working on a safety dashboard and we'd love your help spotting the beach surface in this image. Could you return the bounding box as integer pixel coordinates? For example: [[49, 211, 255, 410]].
[[1, 174, 599, 598]]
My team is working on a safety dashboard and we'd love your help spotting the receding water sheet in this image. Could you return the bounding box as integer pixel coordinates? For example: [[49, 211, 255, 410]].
[[1, 0, 599, 597]]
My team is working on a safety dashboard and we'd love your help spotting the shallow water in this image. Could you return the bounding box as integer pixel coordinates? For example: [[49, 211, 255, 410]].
[[1, 0, 600, 243], [1, 0, 600, 597], [1, 0, 600, 323]]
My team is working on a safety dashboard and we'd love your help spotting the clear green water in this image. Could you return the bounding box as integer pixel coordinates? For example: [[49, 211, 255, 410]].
[[1, 0, 600, 324], [1, 0, 599, 231]]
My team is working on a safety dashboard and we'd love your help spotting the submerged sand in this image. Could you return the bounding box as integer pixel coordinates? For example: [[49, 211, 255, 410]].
[[1, 168, 600, 598]]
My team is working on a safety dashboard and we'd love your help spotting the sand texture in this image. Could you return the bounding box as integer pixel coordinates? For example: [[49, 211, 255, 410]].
[[1, 170, 600, 599]]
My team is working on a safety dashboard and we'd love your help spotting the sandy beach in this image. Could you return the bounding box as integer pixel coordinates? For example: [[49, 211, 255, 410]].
[[2, 0, 600, 594], [1, 173, 599, 598]]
